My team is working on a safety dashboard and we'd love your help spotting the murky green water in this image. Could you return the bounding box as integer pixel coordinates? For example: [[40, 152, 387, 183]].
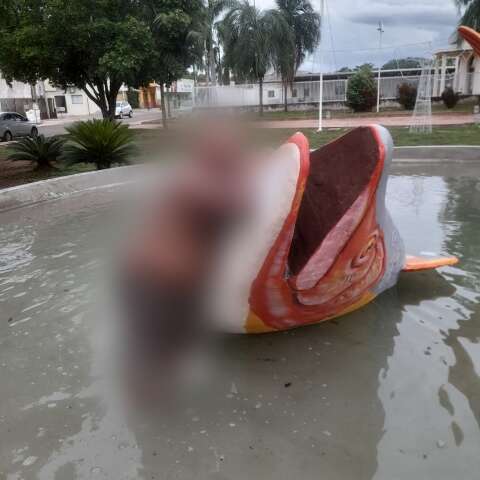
[[0, 164, 479, 480]]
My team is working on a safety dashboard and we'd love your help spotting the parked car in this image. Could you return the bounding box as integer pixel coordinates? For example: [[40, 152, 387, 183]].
[[0, 112, 39, 142], [115, 101, 133, 118]]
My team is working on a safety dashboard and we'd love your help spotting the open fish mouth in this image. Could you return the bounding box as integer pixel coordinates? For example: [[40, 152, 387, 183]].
[[246, 126, 390, 332], [212, 125, 457, 333]]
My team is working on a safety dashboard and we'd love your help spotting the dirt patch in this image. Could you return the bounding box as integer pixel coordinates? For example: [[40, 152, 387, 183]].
[[0, 157, 45, 189]]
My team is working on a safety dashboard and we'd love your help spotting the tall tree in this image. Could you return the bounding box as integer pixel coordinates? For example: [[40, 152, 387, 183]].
[[140, 0, 203, 128], [456, 0, 480, 29], [188, 0, 233, 85], [203, 0, 234, 85], [271, 0, 320, 112], [219, 1, 282, 115], [0, 0, 154, 119]]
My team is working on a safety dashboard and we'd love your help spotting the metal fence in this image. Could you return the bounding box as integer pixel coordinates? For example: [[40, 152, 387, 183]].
[[194, 74, 458, 109]]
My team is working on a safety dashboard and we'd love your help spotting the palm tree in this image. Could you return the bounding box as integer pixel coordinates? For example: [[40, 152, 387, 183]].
[[220, 1, 286, 115], [272, 0, 320, 112], [456, 0, 480, 29], [191, 0, 234, 85]]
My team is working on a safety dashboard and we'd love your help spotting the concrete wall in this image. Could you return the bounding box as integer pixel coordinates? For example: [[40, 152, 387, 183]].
[[0, 76, 34, 114], [63, 89, 100, 116], [473, 57, 480, 95], [0, 77, 32, 99]]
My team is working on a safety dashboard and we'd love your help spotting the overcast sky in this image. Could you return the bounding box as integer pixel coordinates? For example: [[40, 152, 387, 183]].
[[257, 0, 461, 71]]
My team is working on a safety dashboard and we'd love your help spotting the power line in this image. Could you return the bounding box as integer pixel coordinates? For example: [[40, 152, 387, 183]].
[[313, 38, 451, 55]]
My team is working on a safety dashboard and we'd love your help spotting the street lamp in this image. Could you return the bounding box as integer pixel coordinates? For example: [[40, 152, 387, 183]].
[[317, 0, 325, 131], [376, 21, 384, 113]]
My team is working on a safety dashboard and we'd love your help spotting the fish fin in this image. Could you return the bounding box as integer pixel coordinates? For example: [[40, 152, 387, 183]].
[[402, 254, 458, 272]]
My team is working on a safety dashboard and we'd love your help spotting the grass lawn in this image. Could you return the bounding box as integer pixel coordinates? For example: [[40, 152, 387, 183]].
[[240, 124, 480, 149], [289, 124, 480, 149], [1, 123, 479, 189]]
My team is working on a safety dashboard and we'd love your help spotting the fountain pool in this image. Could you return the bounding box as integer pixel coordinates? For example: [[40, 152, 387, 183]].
[[1, 160, 479, 480]]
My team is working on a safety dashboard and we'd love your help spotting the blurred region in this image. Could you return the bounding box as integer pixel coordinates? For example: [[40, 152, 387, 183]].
[[113, 116, 263, 408]]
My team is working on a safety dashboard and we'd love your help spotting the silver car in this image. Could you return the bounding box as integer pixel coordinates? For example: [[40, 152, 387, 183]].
[[0, 112, 39, 142], [115, 101, 133, 118]]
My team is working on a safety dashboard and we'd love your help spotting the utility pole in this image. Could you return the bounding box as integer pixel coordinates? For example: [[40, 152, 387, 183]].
[[317, 0, 325, 131], [376, 21, 384, 113]]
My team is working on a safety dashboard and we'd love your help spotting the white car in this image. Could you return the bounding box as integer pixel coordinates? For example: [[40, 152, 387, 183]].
[[115, 101, 133, 118]]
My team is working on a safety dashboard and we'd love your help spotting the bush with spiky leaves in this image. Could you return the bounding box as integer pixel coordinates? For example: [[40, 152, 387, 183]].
[[63, 119, 136, 170], [7, 135, 64, 170]]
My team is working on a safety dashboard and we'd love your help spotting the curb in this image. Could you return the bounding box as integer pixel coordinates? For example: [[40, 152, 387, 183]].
[[394, 145, 480, 161], [0, 165, 141, 212], [0, 145, 478, 212]]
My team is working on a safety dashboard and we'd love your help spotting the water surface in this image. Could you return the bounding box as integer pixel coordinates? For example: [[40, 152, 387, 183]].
[[1, 163, 479, 479]]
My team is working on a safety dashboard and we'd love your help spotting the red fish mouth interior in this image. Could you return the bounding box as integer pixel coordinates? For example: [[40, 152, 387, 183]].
[[288, 127, 382, 276]]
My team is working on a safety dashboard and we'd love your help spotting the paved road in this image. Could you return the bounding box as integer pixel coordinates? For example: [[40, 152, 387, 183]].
[[37, 109, 163, 137]]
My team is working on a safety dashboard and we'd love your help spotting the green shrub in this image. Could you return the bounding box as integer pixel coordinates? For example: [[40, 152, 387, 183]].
[[63, 119, 136, 170], [346, 66, 377, 112], [397, 83, 417, 110], [441, 87, 460, 109], [7, 135, 64, 170]]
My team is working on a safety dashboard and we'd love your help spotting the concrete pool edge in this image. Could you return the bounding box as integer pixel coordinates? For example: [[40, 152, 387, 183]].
[[394, 145, 480, 161], [1, 146, 478, 211], [0, 165, 142, 212]]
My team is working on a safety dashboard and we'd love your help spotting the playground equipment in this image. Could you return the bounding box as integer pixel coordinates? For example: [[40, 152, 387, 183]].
[[459, 25, 480, 55], [213, 126, 458, 333], [409, 57, 433, 134]]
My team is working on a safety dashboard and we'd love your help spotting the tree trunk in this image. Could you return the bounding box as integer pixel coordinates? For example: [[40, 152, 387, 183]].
[[85, 90, 109, 119], [84, 79, 120, 120], [96, 81, 110, 119], [209, 47, 216, 86], [108, 97, 117, 120], [166, 91, 171, 118], [106, 82, 121, 120], [205, 46, 211, 87], [284, 83, 288, 112], [259, 78, 264, 117], [160, 83, 168, 130]]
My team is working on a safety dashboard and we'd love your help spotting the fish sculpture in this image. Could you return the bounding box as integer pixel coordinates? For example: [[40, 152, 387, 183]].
[[211, 125, 458, 333], [459, 25, 480, 55]]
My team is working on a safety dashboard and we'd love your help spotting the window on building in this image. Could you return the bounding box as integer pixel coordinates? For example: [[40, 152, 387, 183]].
[[291, 89, 298, 98], [268, 90, 275, 98], [335, 84, 346, 97], [304, 88, 310, 98], [71, 95, 83, 105]]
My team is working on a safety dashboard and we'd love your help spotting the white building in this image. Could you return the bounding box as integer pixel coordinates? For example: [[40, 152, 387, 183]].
[[0, 73, 42, 114], [434, 38, 480, 96], [1, 72, 104, 118], [43, 80, 101, 117]]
